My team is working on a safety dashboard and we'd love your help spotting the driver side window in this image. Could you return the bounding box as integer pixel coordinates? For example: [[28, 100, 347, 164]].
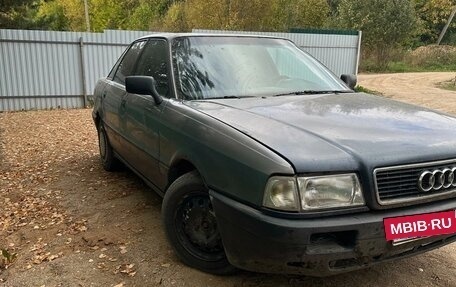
[[134, 39, 170, 97]]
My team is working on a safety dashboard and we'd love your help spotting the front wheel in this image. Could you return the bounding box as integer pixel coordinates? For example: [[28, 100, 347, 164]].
[[162, 171, 236, 275]]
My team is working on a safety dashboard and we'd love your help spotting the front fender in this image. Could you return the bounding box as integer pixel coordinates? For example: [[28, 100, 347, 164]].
[[159, 100, 294, 206]]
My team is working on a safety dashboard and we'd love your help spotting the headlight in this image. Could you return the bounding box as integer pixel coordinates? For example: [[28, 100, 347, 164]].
[[297, 174, 364, 210], [263, 176, 299, 211], [263, 174, 365, 212]]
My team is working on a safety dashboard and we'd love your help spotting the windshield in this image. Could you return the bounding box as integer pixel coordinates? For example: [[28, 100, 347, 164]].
[[172, 36, 350, 100]]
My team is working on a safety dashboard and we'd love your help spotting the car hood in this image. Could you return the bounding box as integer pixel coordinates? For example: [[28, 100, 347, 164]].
[[185, 93, 456, 173]]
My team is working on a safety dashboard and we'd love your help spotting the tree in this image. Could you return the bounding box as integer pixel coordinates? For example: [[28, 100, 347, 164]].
[[264, 0, 329, 31], [327, 0, 341, 15], [161, 0, 329, 32], [161, 1, 188, 31], [336, 0, 417, 68], [35, 0, 70, 30], [34, 0, 150, 32], [0, 0, 40, 28], [90, 0, 125, 31], [48, 0, 86, 31], [126, 0, 170, 30], [415, 0, 456, 44], [0, 0, 334, 35]]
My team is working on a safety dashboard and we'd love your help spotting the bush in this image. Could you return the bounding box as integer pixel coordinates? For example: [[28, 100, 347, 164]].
[[360, 45, 456, 73], [405, 45, 456, 69], [336, 0, 417, 69], [359, 48, 407, 72]]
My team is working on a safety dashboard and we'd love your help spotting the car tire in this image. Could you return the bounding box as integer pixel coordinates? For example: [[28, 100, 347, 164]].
[[162, 171, 237, 275], [97, 122, 122, 171]]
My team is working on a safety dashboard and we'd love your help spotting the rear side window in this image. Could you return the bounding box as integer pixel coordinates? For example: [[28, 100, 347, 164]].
[[134, 39, 170, 97], [113, 41, 146, 85]]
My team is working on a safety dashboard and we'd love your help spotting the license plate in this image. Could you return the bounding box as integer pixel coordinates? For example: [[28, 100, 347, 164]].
[[384, 210, 456, 242]]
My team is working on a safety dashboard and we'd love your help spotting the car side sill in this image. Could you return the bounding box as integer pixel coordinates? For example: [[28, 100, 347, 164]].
[[113, 151, 165, 197]]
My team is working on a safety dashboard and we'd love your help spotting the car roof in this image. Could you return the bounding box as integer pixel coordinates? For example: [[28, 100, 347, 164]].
[[136, 33, 290, 42]]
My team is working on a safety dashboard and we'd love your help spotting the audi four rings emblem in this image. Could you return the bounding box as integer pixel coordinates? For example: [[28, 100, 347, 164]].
[[418, 168, 456, 192]]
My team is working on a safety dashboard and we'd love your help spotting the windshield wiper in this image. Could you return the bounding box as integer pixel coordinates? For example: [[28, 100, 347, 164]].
[[205, 95, 257, 100], [209, 95, 241, 99], [273, 90, 351, 97]]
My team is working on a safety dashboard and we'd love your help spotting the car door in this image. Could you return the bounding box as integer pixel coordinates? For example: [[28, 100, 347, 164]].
[[123, 38, 172, 189], [102, 40, 146, 158]]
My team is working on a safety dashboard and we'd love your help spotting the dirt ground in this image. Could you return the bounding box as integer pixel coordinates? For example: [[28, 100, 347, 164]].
[[358, 72, 456, 114], [1, 72, 456, 287]]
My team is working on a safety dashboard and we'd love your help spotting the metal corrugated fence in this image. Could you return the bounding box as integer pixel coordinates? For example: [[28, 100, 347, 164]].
[[0, 29, 361, 112], [193, 29, 362, 79], [0, 29, 151, 111]]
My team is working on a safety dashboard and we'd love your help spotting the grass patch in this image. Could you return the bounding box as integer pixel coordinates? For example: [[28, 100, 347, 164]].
[[437, 79, 456, 92], [354, 85, 383, 96], [360, 45, 456, 73], [361, 61, 456, 73], [389, 61, 456, 73]]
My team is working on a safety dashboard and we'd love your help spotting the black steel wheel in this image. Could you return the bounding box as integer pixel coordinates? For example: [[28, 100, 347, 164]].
[[97, 123, 122, 171], [162, 171, 236, 275]]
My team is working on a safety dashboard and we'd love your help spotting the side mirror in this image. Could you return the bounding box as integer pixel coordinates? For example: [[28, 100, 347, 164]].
[[125, 76, 163, 105], [340, 74, 357, 90]]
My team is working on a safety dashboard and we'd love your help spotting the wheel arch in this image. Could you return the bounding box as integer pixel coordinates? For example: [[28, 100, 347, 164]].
[[167, 157, 200, 190], [93, 111, 101, 129]]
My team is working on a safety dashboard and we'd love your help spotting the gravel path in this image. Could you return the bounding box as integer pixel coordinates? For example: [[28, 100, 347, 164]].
[[1, 73, 456, 286], [358, 72, 456, 114]]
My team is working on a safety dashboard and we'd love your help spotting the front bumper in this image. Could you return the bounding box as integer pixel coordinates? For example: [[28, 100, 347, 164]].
[[210, 191, 456, 276]]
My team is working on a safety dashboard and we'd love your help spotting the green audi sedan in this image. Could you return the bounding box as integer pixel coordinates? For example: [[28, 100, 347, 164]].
[[92, 34, 456, 276]]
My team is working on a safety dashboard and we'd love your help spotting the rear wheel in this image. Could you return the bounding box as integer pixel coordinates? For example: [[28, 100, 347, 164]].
[[162, 171, 236, 275], [97, 123, 122, 171]]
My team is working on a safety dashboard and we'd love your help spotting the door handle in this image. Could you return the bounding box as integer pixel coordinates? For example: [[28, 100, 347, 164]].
[[121, 98, 127, 108], [102, 93, 106, 98]]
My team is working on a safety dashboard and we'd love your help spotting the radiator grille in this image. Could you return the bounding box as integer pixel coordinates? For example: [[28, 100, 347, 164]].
[[374, 160, 456, 205]]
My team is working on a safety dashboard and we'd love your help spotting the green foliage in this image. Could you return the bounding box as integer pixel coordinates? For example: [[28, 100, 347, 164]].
[[415, 0, 456, 44], [386, 61, 421, 73], [405, 44, 456, 69], [0, 0, 46, 29], [335, 0, 417, 69], [327, 0, 341, 15], [0, 0, 34, 20], [360, 45, 456, 73], [35, 0, 70, 30], [50, 0, 85, 31], [0, 0, 453, 73], [161, 1, 188, 31], [160, 0, 329, 32], [267, 0, 330, 31], [438, 79, 456, 91], [354, 85, 382, 96], [25, 0, 176, 32], [361, 60, 456, 73], [90, 0, 125, 31], [126, 0, 169, 30]]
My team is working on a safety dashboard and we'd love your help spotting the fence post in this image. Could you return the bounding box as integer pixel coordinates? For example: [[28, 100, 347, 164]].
[[79, 36, 88, 108]]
